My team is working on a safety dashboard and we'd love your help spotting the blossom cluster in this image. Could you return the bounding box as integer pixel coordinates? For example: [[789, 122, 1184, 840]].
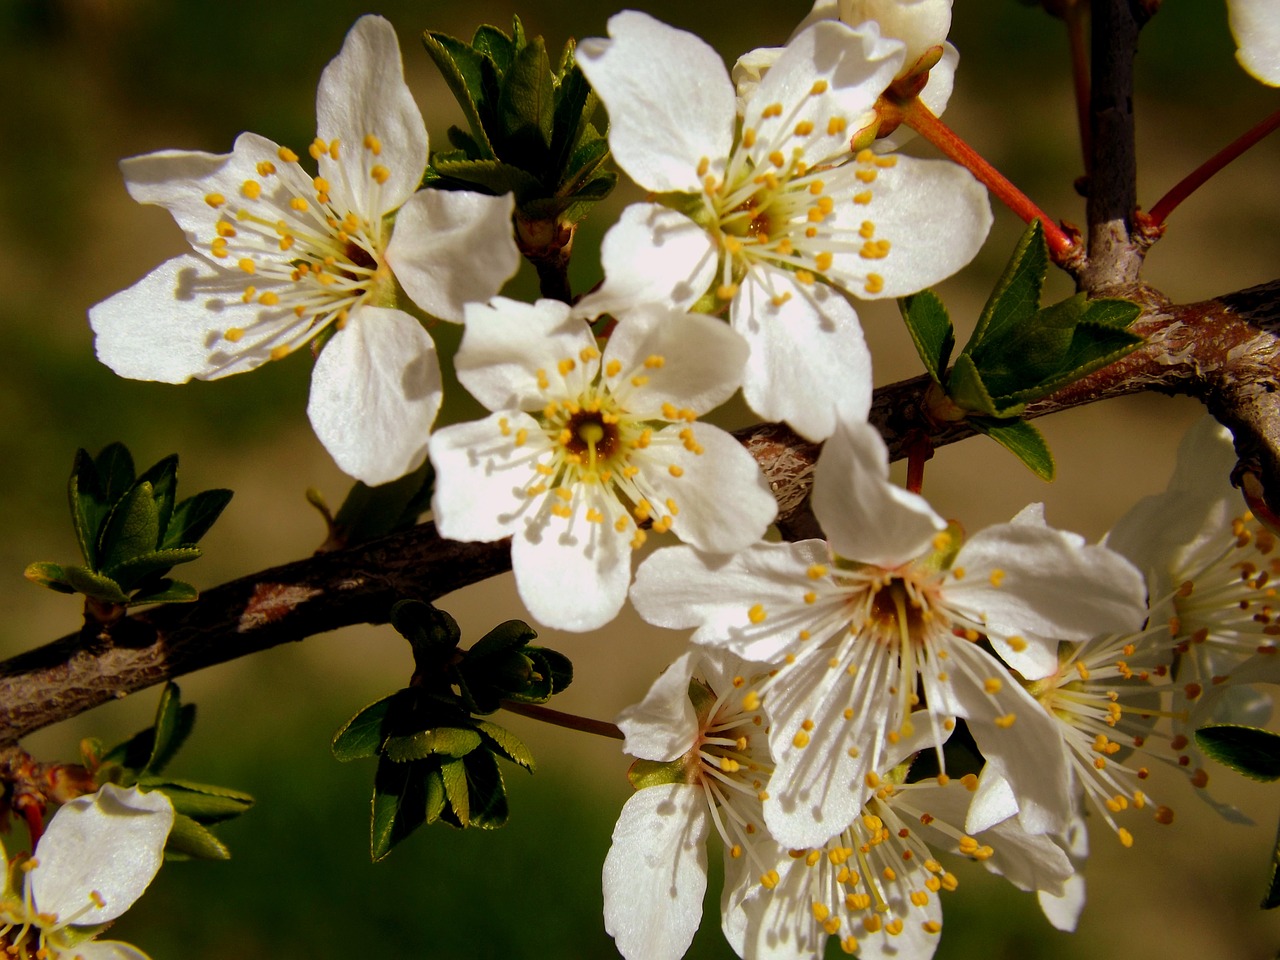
[[83, 2, 1280, 959]]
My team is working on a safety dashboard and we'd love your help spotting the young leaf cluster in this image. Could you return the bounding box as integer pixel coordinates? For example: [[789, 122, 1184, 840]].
[[331, 600, 573, 860], [421, 18, 616, 229], [902, 222, 1144, 480], [24, 443, 232, 610], [88, 682, 254, 861]]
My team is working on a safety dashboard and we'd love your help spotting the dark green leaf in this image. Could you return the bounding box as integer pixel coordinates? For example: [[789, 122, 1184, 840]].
[[472, 23, 515, 77], [502, 650, 551, 703], [69, 449, 105, 568], [422, 31, 496, 158], [141, 779, 254, 823], [549, 57, 595, 172], [60, 565, 129, 604], [1002, 323, 1143, 404], [532, 646, 573, 693], [944, 354, 1024, 419], [392, 601, 461, 662], [424, 766, 447, 825], [106, 547, 201, 588], [966, 220, 1047, 351], [163, 489, 233, 548], [440, 757, 470, 827], [497, 37, 555, 161], [444, 125, 489, 159], [1195, 724, 1280, 781], [135, 455, 179, 538], [24, 561, 74, 593], [900, 290, 954, 385], [371, 756, 427, 861], [384, 727, 483, 762], [475, 720, 535, 772], [128, 579, 198, 605], [166, 812, 230, 860], [460, 749, 509, 829], [971, 418, 1055, 481], [469, 619, 538, 660], [147, 683, 194, 774], [1079, 297, 1142, 329], [968, 294, 1084, 397], [331, 461, 433, 548], [97, 481, 160, 572], [1264, 815, 1280, 909], [431, 158, 543, 200], [560, 130, 610, 192], [332, 692, 406, 761]]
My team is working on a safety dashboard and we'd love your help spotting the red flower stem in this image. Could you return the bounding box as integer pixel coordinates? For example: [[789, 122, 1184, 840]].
[[1065, 1, 1092, 173], [499, 699, 624, 740], [905, 437, 934, 495], [1147, 106, 1280, 227], [895, 97, 1077, 260]]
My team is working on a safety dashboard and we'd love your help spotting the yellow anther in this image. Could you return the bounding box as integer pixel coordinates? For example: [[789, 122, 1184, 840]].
[[1118, 828, 1134, 847], [1007, 635, 1027, 652], [760, 870, 780, 889], [364, 133, 383, 155], [313, 176, 331, 195], [875, 155, 898, 168], [234, 258, 255, 275], [983, 677, 1003, 694], [771, 292, 793, 307], [204, 192, 227, 208], [215, 220, 237, 238], [224, 327, 245, 342], [989, 569, 1006, 587], [793, 730, 810, 748], [330, 139, 341, 160], [668, 464, 684, 478], [794, 120, 814, 136], [743, 690, 762, 711], [290, 197, 309, 212], [241, 180, 262, 200], [630, 375, 649, 387], [762, 102, 783, 118], [827, 116, 847, 135], [795, 269, 816, 285], [994, 713, 1016, 728], [864, 274, 884, 294], [769, 150, 786, 167], [371, 164, 390, 184], [278, 146, 299, 163], [748, 604, 767, 624], [557, 358, 575, 376], [270, 344, 291, 361], [814, 252, 834, 272], [856, 168, 878, 183]]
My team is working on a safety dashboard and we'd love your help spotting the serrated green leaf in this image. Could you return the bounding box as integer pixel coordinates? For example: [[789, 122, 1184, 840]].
[[135, 455, 178, 538], [971, 418, 1055, 481], [532, 646, 573, 694], [331, 460, 432, 548], [424, 766, 447, 824], [550, 58, 595, 172], [945, 354, 1025, 419], [1079, 297, 1142, 328], [900, 290, 954, 385], [332, 691, 406, 761], [475, 719, 535, 772], [502, 651, 551, 703], [440, 757, 470, 827], [69, 449, 104, 568], [384, 727, 483, 762], [60, 565, 129, 604], [106, 547, 201, 589], [1002, 324, 1143, 405], [422, 31, 496, 159], [163, 488, 232, 549], [966, 220, 1047, 351], [24, 562, 74, 593], [431, 158, 543, 200], [166, 812, 230, 860], [969, 294, 1084, 397], [497, 36, 555, 163], [444, 125, 488, 159], [141, 779, 254, 823], [97, 481, 160, 573], [128, 579, 198, 605], [460, 749, 509, 829], [147, 683, 192, 774], [473, 23, 515, 75], [469, 619, 538, 660], [391, 600, 461, 659], [1195, 724, 1280, 781], [370, 757, 427, 861], [1264, 815, 1280, 909]]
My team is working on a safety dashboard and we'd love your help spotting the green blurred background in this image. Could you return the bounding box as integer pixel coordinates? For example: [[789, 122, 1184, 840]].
[[1, 0, 1278, 957]]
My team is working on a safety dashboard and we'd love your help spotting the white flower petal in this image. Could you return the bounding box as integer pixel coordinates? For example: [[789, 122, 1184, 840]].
[[307, 307, 442, 485], [732, 271, 873, 440], [1230, 0, 1280, 85], [603, 783, 710, 960], [385, 190, 519, 322], [577, 12, 735, 193], [827, 153, 992, 299], [453, 298, 590, 412], [67, 942, 154, 960], [602, 305, 749, 416], [429, 411, 549, 543], [511, 492, 632, 631], [640, 424, 776, 554], [616, 651, 700, 762], [315, 15, 428, 214], [30, 785, 173, 926], [575, 204, 718, 316], [812, 417, 945, 565]]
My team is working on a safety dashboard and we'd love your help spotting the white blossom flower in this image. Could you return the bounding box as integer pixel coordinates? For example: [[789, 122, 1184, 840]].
[[734, 0, 959, 150], [428, 298, 776, 632], [0, 785, 174, 960], [1228, 0, 1280, 86], [89, 15, 520, 485], [632, 417, 1146, 847], [576, 12, 991, 441], [603, 650, 775, 960], [722, 720, 1072, 960]]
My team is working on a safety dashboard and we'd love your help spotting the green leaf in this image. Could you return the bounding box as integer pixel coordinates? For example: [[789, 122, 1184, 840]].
[[422, 31, 496, 159], [384, 727, 483, 762], [971, 418, 1055, 481], [370, 756, 427, 861], [944, 354, 1024, 419], [472, 23, 516, 78], [627, 757, 693, 789], [163, 488, 233, 548], [141, 779, 254, 823], [135, 455, 179, 538], [460, 749, 509, 829], [1194, 724, 1280, 781], [899, 290, 954, 385], [968, 294, 1085, 397], [440, 757, 470, 827], [424, 766, 447, 825], [469, 619, 538, 660], [475, 720, 535, 772], [106, 547, 201, 589], [431, 158, 543, 200], [330, 461, 432, 548], [97, 481, 160, 573], [69, 449, 105, 568], [60, 565, 129, 604], [1264, 815, 1280, 909], [332, 691, 406, 761], [560, 130, 610, 192], [147, 683, 194, 774], [497, 36, 555, 161], [966, 220, 1047, 351], [549, 55, 595, 172], [24, 561, 75, 593], [532, 646, 573, 694], [391, 600, 461, 659], [128, 579, 198, 605], [166, 812, 230, 860]]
